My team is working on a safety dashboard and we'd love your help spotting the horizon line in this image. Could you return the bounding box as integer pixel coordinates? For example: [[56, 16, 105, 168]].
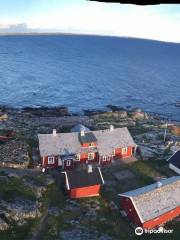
[[0, 31, 180, 44]]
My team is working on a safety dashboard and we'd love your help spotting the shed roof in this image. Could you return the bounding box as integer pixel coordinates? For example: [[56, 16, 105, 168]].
[[168, 150, 180, 169], [38, 127, 135, 157], [119, 176, 180, 223], [64, 167, 104, 189], [79, 132, 97, 143]]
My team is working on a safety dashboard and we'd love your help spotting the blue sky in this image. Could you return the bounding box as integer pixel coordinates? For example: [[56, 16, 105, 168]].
[[0, 0, 180, 42]]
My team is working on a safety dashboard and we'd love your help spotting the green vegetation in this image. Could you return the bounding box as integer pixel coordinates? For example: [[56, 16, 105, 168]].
[[0, 177, 36, 202]]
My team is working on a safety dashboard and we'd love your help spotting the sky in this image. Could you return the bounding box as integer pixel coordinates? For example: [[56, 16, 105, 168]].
[[0, 0, 180, 43]]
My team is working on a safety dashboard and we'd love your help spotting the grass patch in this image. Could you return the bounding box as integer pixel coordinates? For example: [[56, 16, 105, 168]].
[[0, 177, 36, 202]]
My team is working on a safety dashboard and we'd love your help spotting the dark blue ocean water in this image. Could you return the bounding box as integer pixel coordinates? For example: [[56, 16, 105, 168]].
[[0, 35, 180, 120]]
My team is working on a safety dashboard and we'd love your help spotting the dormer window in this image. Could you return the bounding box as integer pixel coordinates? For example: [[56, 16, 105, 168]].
[[89, 143, 94, 147]]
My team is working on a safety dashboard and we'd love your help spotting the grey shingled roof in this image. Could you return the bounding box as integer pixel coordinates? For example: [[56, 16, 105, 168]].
[[38, 127, 135, 157], [65, 168, 104, 189], [119, 176, 180, 223]]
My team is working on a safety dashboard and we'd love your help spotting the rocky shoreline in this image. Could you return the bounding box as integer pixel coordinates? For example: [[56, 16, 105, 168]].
[[0, 104, 180, 238]]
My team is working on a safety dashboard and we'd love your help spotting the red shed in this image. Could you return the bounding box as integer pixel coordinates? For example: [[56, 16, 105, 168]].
[[119, 176, 180, 230], [63, 166, 104, 199]]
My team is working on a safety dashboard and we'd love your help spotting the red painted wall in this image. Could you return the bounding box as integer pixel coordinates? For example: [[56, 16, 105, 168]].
[[120, 196, 142, 227], [143, 206, 180, 229], [68, 184, 101, 198], [115, 146, 133, 158], [41, 156, 59, 168], [82, 142, 97, 147]]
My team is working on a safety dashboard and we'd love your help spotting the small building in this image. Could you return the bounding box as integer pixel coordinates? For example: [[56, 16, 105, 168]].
[[118, 176, 180, 229], [63, 165, 104, 198], [168, 150, 180, 175], [38, 125, 136, 170]]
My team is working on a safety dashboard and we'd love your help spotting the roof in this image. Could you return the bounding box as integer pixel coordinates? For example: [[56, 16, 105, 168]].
[[168, 150, 180, 169], [71, 124, 90, 133], [64, 167, 104, 189], [79, 132, 97, 143], [38, 127, 135, 157], [119, 176, 180, 223]]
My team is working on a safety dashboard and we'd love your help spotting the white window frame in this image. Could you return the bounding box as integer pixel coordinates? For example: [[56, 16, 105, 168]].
[[112, 149, 116, 156], [122, 147, 127, 154], [66, 160, 72, 166], [75, 154, 80, 161], [102, 156, 107, 162], [88, 152, 94, 160], [48, 156, 54, 164]]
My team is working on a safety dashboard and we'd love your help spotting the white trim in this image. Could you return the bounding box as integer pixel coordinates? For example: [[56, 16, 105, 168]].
[[42, 157, 45, 166], [62, 172, 70, 190], [118, 194, 144, 223], [48, 156, 54, 164], [169, 163, 180, 175], [112, 149, 116, 156], [167, 150, 179, 162], [98, 167, 105, 184]]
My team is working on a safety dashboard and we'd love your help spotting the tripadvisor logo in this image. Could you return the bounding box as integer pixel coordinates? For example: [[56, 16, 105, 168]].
[[135, 226, 174, 235], [135, 227, 143, 235]]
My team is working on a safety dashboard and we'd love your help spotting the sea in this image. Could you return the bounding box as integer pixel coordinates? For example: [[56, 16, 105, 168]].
[[0, 34, 180, 121]]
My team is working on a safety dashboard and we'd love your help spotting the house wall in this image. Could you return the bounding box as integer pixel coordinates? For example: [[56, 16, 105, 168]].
[[120, 196, 142, 227], [41, 156, 59, 168], [115, 146, 133, 158], [69, 184, 101, 198], [169, 163, 180, 175], [143, 206, 180, 229]]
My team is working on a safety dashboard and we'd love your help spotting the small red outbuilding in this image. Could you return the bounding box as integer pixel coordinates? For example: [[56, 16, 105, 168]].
[[119, 176, 180, 230], [63, 165, 104, 199]]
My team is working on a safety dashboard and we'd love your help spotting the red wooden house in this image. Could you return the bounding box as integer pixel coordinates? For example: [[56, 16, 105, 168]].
[[118, 176, 180, 230], [63, 165, 104, 198], [38, 125, 136, 171]]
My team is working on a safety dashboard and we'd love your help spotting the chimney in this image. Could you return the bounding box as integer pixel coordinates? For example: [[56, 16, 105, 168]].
[[80, 130, 85, 136], [110, 125, 114, 131], [157, 181, 162, 188], [53, 129, 57, 136], [87, 164, 93, 173]]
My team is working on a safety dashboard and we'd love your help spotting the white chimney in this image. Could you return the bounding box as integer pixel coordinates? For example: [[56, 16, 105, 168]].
[[110, 125, 114, 131], [87, 164, 93, 173], [80, 130, 85, 136], [157, 181, 162, 188], [53, 129, 57, 136]]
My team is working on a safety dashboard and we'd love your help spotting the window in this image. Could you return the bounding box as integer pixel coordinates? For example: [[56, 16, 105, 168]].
[[89, 143, 94, 147], [112, 149, 116, 156], [122, 147, 127, 154], [66, 160, 71, 166], [102, 156, 107, 162], [75, 154, 80, 161], [88, 153, 94, 160], [48, 156, 54, 164]]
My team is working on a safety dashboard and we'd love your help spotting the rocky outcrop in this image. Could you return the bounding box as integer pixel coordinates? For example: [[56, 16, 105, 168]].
[[129, 108, 149, 120], [0, 218, 9, 231]]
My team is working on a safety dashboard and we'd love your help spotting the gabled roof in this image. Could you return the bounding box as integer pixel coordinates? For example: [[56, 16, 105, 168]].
[[38, 127, 135, 157], [79, 132, 97, 143], [64, 167, 104, 190], [168, 150, 180, 169], [119, 176, 180, 223]]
